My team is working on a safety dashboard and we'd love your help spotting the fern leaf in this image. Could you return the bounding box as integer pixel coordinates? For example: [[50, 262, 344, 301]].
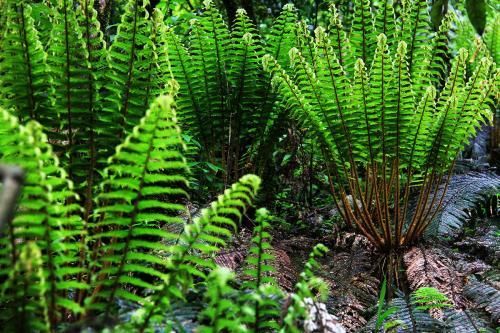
[[163, 27, 208, 151], [404, 247, 466, 308], [241, 208, 281, 332], [99, 0, 153, 150], [226, 9, 266, 178], [351, 58, 381, 163], [428, 172, 500, 236], [188, 0, 230, 159], [369, 34, 394, 164], [0, 242, 51, 332], [75, 0, 107, 219], [350, 0, 376, 63], [0, 108, 86, 324], [314, 27, 353, 165], [327, 4, 354, 74], [0, 1, 53, 123], [46, 0, 94, 181], [198, 267, 246, 333], [262, 54, 340, 165], [265, 3, 298, 68], [136, 174, 261, 331], [391, 41, 415, 168], [444, 309, 496, 333], [483, 13, 499, 65], [374, 0, 397, 45], [463, 281, 500, 323], [382, 292, 446, 332], [89, 94, 189, 315], [281, 244, 329, 333], [427, 48, 468, 171], [401, 0, 433, 78]]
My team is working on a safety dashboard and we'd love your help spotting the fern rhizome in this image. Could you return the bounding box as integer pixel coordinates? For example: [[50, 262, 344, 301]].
[[0, 0, 498, 331]]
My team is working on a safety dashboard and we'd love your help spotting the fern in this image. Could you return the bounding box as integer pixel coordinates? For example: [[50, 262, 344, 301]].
[[88, 93, 189, 315], [426, 172, 500, 236], [281, 244, 329, 333], [99, 0, 155, 149], [412, 286, 452, 311], [240, 208, 281, 332], [463, 280, 500, 323], [0, 107, 85, 324], [75, 0, 107, 219], [0, 0, 53, 124], [367, 289, 447, 332], [134, 174, 261, 331], [198, 267, 246, 333], [444, 309, 496, 333], [263, 1, 497, 251], [0, 242, 50, 332], [46, 0, 93, 179], [350, 0, 375, 63], [399, 0, 434, 80], [167, 1, 279, 184]]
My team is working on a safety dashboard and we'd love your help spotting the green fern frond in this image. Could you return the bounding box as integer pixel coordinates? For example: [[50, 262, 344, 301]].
[[265, 3, 298, 68], [403, 85, 437, 171], [351, 58, 381, 164], [416, 13, 453, 92], [391, 41, 415, 168], [198, 267, 246, 333], [374, 0, 397, 44], [483, 13, 499, 65], [99, 0, 153, 149], [262, 54, 339, 165], [426, 48, 468, 171], [369, 33, 394, 164], [89, 94, 188, 315], [188, 1, 230, 158], [440, 57, 494, 165], [327, 4, 354, 74], [401, 0, 433, 78], [0, 1, 53, 123], [46, 0, 94, 179], [413, 287, 452, 311], [0, 242, 51, 332], [226, 9, 267, 177], [0, 107, 86, 324], [350, 0, 375, 63], [241, 208, 281, 332], [280, 244, 329, 333], [134, 174, 261, 331], [163, 26, 207, 150], [75, 0, 107, 219]]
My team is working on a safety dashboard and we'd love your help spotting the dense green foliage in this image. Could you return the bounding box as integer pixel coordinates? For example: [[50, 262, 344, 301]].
[[0, 0, 498, 331], [263, 0, 497, 250]]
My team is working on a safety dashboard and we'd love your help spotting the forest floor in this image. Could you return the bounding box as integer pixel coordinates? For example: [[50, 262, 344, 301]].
[[214, 208, 500, 332]]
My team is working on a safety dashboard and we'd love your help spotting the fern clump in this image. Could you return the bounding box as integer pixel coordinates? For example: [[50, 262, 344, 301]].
[[263, 0, 498, 251]]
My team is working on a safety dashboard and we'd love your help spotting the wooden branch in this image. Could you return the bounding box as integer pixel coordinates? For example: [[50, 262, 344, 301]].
[[0, 165, 24, 231]]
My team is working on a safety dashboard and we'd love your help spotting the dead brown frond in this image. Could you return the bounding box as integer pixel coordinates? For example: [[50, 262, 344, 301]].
[[404, 247, 468, 308]]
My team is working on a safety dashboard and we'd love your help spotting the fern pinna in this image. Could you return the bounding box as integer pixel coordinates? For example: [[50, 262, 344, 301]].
[[263, 0, 498, 251]]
